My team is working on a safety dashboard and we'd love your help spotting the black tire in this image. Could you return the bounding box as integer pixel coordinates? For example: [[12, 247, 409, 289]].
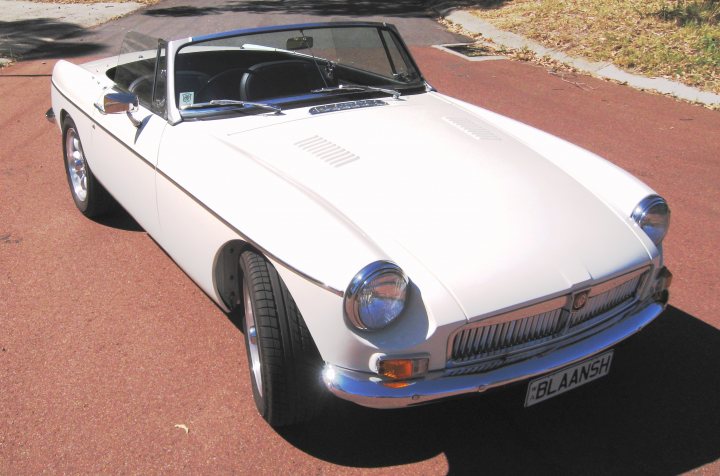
[[62, 116, 115, 217], [239, 250, 326, 427]]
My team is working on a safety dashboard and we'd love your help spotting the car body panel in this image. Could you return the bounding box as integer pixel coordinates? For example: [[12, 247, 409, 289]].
[[213, 93, 654, 320], [49, 22, 670, 408]]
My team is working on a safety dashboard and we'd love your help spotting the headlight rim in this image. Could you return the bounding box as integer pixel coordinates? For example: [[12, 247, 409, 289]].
[[344, 260, 409, 331], [631, 194, 670, 247]]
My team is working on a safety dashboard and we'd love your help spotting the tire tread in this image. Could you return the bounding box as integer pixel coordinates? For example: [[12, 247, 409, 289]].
[[240, 251, 325, 426]]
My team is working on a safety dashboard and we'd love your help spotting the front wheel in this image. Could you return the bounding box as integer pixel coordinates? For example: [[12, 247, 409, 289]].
[[62, 116, 114, 217], [239, 250, 326, 427]]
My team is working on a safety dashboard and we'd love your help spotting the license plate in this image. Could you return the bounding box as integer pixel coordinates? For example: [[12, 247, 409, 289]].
[[524, 350, 613, 407]]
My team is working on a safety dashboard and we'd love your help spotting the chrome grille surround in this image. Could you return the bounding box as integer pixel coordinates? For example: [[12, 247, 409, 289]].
[[568, 272, 646, 328], [446, 268, 649, 374]]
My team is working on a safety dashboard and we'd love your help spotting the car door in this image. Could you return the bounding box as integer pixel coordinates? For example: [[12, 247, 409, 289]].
[[87, 36, 168, 237]]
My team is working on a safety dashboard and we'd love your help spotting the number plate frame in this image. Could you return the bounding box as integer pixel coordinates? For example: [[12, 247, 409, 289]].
[[525, 350, 614, 407]]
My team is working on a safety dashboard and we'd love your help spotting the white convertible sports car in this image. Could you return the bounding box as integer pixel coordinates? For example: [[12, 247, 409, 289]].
[[49, 22, 672, 426]]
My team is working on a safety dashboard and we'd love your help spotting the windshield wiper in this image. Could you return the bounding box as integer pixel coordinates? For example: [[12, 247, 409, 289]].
[[311, 85, 401, 100], [180, 99, 282, 114]]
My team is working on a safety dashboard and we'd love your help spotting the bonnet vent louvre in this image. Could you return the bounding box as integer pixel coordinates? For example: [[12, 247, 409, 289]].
[[444, 117, 501, 141], [295, 136, 360, 168]]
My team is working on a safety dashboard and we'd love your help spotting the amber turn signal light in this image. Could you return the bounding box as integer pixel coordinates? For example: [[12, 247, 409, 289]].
[[377, 357, 429, 380]]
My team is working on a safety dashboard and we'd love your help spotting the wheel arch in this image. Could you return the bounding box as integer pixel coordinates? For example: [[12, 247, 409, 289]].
[[213, 238, 258, 311]]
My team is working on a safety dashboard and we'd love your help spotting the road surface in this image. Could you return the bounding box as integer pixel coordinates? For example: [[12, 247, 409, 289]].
[[1, 1, 719, 473]]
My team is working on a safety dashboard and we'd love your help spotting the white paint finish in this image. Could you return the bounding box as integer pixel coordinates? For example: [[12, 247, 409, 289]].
[[156, 119, 387, 293], [52, 60, 103, 123], [51, 49, 665, 373], [90, 107, 165, 236], [437, 95, 656, 220], [217, 93, 653, 320], [153, 169, 240, 309], [52, 60, 164, 235]]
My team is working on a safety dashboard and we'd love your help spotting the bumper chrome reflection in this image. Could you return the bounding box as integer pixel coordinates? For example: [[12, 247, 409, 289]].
[[323, 301, 665, 409]]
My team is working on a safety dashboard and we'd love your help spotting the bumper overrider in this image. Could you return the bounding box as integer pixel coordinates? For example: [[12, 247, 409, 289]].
[[323, 294, 668, 409]]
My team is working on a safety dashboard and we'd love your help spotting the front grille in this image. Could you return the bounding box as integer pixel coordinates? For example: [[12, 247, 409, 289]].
[[568, 273, 644, 327], [451, 307, 564, 362], [448, 268, 648, 367]]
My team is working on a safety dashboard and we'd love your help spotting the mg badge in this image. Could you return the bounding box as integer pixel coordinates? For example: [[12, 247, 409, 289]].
[[572, 291, 590, 311]]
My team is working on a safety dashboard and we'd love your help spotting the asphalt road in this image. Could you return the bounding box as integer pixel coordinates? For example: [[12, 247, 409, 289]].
[[1, 1, 719, 474]]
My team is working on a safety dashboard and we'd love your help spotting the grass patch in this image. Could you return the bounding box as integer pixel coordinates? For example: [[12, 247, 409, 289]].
[[658, 0, 720, 26], [470, 0, 720, 94]]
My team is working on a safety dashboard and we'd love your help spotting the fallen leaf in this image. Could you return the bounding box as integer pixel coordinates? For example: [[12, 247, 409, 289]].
[[174, 424, 189, 434]]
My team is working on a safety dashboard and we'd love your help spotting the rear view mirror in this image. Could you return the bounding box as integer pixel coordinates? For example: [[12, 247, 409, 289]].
[[286, 36, 313, 50]]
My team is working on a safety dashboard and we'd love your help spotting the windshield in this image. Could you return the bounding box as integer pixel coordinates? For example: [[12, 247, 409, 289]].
[[173, 24, 424, 116]]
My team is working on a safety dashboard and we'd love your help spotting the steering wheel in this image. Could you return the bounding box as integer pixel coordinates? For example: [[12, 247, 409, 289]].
[[126, 74, 156, 106], [195, 68, 248, 102]]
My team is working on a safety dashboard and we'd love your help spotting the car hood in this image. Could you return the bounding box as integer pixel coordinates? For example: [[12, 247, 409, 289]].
[[219, 93, 651, 320]]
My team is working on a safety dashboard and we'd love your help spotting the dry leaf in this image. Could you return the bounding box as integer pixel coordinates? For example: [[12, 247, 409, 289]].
[[174, 424, 189, 434]]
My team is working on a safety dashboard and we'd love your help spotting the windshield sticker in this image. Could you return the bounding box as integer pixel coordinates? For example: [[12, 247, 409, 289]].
[[179, 92, 194, 108]]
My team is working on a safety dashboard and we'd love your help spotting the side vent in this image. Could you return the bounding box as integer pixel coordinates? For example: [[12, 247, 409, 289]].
[[295, 135, 360, 168], [444, 117, 501, 141]]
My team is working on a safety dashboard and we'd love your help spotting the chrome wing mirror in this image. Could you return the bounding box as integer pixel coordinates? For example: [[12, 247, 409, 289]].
[[95, 92, 142, 127]]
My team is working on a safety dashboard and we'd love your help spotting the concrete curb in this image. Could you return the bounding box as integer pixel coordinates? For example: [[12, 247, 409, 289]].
[[0, 0, 143, 65], [436, 6, 720, 107]]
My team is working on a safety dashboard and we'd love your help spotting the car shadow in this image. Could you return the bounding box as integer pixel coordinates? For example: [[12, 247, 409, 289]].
[[0, 19, 104, 61], [276, 305, 720, 474], [93, 207, 144, 232]]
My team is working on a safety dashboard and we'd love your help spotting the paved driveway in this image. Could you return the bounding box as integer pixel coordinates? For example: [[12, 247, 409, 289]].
[[1, 1, 719, 473]]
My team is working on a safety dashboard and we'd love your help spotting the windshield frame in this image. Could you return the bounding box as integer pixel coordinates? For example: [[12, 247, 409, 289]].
[[164, 22, 429, 124]]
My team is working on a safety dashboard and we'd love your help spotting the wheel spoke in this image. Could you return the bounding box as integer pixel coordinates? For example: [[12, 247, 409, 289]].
[[65, 128, 88, 203], [243, 280, 263, 397]]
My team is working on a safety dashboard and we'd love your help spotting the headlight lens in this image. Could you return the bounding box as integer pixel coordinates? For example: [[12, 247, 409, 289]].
[[344, 261, 409, 331], [632, 195, 670, 246]]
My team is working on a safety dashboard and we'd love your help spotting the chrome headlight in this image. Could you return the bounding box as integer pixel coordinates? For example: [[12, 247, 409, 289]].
[[632, 195, 670, 246], [344, 261, 409, 331]]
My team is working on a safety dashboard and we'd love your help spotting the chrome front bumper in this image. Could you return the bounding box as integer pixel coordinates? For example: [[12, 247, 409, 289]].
[[322, 301, 665, 409]]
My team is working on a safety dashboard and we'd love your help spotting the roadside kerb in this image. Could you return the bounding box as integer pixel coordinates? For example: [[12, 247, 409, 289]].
[[0, 0, 143, 66], [434, 5, 720, 107]]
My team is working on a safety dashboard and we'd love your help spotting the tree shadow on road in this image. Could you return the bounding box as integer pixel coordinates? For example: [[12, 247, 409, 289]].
[[144, 0, 437, 18], [0, 19, 104, 61], [280, 305, 720, 473]]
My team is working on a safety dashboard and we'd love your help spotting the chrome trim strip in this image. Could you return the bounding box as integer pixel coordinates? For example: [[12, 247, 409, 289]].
[[156, 164, 345, 297], [588, 267, 647, 297], [323, 301, 666, 409], [51, 80, 344, 297], [471, 295, 568, 328], [309, 99, 387, 115]]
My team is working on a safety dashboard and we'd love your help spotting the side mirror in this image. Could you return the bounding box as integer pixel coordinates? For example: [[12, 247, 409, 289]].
[[95, 92, 142, 127], [96, 92, 138, 114]]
